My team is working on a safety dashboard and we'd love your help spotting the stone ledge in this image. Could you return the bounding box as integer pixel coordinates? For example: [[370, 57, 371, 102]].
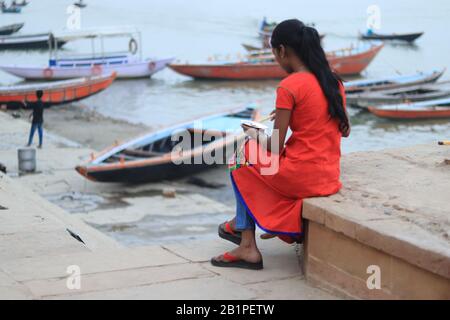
[[304, 221, 450, 299], [303, 200, 450, 279], [302, 144, 450, 299]]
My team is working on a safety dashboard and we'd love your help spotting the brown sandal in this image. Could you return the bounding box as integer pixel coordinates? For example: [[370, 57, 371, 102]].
[[218, 221, 242, 245], [211, 252, 263, 270]]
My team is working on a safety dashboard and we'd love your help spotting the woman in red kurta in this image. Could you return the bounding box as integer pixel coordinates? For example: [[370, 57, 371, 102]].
[[211, 19, 350, 270]]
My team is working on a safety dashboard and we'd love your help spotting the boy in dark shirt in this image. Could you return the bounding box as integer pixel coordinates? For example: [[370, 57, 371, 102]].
[[26, 90, 47, 148]]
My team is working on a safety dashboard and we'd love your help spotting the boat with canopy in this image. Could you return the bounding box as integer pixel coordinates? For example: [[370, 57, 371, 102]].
[[0, 26, 174, 79]]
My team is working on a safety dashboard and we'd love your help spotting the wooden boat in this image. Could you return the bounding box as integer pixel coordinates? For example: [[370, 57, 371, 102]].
[[0, 72, 116, 108], [258, 19, 324, 40], [14, 1, 29, 7], [1, 5, 21, 13], [242, 43, 266, 52], [169, 43, 384, 80], [345, 69, 445, 94], [0, 55, 174, 80], [75, 106, 259, 183], [0, 23, 24, 36], [0, 33, 66, 50], [347, 81, 450, 108], [367, 98, 450, 120], [73, 0, 87, 8], [360, 31, 423, 42], [0, 27, 174, 79]]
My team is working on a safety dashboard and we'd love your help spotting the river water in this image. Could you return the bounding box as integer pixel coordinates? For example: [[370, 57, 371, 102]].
[[1, 0, 449, 154], [1, 0, 449, 245]]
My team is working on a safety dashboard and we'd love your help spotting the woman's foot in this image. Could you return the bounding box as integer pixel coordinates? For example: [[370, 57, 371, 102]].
[[211, 244, 263, 270], [215, 245, 262, 263], [218, 220, 241, 245], [211, 251, 263, 270]]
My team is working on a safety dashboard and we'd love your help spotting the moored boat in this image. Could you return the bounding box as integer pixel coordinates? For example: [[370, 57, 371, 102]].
[[1, 5, 21, 13], [347, 81, 450, 108], [169, 43, 384, 80], [14, 1, 29, 7], [75, 106, 259, 183], [344, 69, 445, 94], [0, 27, 174, 79], [73, 0, 87, 8], [242, 43, 264, 52], [258, 18, 325, 40], [0, 23, 24, 36], [0, 55, 174, 80], [0, 33, 66, 50], [0, 72, 116, 108], [360, 31, 423, 42], [367, 98, 450, 119]]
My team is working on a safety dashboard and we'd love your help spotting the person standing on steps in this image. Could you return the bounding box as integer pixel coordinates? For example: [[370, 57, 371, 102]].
[[26, 90, 48, 149]]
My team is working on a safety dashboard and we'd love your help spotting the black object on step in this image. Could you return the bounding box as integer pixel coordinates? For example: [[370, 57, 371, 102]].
[[0, 163, 6, 174], [66, 228, 85, 244]]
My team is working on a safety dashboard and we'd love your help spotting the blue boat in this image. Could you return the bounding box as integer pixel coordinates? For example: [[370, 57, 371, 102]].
[[76, 106, 259, 183], [345, 69, 445, 94], [1, 5, 22, 13]]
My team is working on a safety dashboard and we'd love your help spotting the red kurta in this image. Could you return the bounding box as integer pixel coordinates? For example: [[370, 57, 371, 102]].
[[231, 72, 345, 236]]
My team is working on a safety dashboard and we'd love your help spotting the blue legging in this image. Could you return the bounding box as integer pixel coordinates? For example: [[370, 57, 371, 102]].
[[233, 184, 255, 231], [28, 123, 43, 146]]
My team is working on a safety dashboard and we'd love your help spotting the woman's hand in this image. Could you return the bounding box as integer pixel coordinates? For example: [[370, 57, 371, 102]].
[[241, 124, 263, 140], [269, 109, 276, 121]]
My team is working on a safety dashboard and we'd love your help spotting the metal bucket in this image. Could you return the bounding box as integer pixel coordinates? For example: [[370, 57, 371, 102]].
[[18, 148, 36, 173]]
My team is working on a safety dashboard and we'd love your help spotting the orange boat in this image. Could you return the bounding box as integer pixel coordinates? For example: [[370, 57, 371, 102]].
[[0, 72, 116, 108], [169, 43, 384, 80], [368, 98, 450, 120]]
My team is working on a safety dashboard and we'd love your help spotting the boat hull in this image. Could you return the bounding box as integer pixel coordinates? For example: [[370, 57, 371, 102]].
[[0, 58, 174, 80], [368, 107, 450, 119], [360, 32, 423, 42], [0, 73, 116, 107], [76, 156, 221, 183], [0, 23, 24, 36], [349, 93, 450, 108], [1, 7, 22, 13], [76, 106, 258, 183], [170, 44, 383, 80], [346, 82, 450, 108], [345, 69, 445, 94]]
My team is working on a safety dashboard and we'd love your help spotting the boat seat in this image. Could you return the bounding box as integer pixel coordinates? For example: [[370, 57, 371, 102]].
[[122, 149, 166, 157]]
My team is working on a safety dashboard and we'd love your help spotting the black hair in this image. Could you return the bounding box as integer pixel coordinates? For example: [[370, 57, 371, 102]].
[[36, 90, 43, 99], [271, 19, 349, 134]]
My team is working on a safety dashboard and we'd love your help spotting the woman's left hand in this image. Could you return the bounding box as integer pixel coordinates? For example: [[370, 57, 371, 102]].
[[241, 124, 262, 140], [269, 109, 276, 121]]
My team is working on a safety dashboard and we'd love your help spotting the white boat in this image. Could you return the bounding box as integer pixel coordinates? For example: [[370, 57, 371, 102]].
[[0, 27, 174, 80]]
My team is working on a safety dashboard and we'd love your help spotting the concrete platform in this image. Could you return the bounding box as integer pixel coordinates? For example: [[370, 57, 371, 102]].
[[0, 173, 334, 300], [0, 111, 336, 300], [302, 144, 450, 299]]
